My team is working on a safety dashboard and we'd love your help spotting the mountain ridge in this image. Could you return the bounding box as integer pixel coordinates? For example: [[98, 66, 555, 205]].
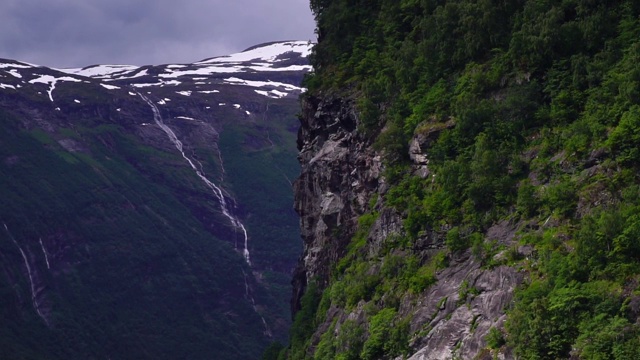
[[0, 40, 311, 359]]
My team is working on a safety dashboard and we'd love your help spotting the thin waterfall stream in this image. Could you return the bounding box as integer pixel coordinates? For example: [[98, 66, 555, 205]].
[[3, 223, 49, 326], [137, 92, 271, 335], [137, 92, 251, 264]]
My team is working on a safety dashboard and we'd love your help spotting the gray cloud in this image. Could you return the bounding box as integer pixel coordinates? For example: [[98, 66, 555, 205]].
[[0, 0, 316, 68]]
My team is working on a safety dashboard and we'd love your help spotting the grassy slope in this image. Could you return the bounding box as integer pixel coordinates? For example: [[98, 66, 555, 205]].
[[217, 100, 302, 340], [0, 108, 268, 359]]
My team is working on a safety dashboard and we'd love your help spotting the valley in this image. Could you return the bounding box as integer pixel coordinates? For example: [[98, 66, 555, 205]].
[[0, 41, 311, 359]]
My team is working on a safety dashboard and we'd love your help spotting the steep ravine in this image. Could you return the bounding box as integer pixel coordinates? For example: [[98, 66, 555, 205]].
[[290, 93, 524, 359]]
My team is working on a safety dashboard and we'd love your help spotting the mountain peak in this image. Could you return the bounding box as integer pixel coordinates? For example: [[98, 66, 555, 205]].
[[198, 40, 313, 64], [0, 40, 313, 103]]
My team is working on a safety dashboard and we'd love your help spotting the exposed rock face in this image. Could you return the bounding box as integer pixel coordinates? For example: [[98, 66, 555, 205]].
[[401, 254, 522, 360], [292, 93, 523, 358], [292, 93, 382, 312]]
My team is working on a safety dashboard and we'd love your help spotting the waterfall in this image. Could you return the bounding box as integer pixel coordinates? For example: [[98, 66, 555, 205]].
[[137, 92, 270, 335], [137, 92, 252, 265], [39, 238, 50, 269], [3, 223, 49, 326], [242, 269, 272, 337]]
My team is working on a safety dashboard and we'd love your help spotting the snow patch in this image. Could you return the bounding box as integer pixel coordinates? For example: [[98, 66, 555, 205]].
[[176, 116, 197, 121], [29, 74, 82, 85], [176, 91, 192, 96], [132, 82, 161, 88], [198, 90, 219, 94], [223, 77, 303, 91], [28, 74, 82, 102], [159, 65, 239, 78], [271, 90, 288, 97], [132, 79, 181, 88], [198, 41, 312, 64], [0, 62, 33, 69], [0, 83, 15, 89], [7, 69, 22, 78], [100, 83, 120, 90], [255, 89, 288, 98], [58, 64, 139, 78], [74, 99, 81, 103]]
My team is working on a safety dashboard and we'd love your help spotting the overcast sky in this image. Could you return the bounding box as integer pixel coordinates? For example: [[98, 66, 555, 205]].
[[0, 0, 316, 68]]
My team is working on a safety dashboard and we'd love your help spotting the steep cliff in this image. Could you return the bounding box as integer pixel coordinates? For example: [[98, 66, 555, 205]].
[[290, 93, 524, 359], [284, 1, 640, 359], [292, 94, 380, 306]]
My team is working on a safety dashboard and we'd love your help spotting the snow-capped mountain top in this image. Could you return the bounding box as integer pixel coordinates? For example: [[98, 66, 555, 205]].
[[0, 41, 313, 102], [55, 40, 312, 82], [0, 60, 38, 70], [197, 40, 312, 65], [0, 59, 88, 93], [59, 64, 140, 79]]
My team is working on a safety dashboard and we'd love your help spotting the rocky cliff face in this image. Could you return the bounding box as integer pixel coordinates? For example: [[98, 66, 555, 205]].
[[292, 93, 525, 359], [292, 93, 382, 311]]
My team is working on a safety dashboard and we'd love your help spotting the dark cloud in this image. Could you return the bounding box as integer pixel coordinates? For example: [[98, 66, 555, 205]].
[[0, 0, 316, 68]]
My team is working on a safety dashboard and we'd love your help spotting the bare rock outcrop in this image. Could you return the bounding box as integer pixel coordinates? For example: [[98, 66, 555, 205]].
[[292, 93, 523, 359], [292, 93, 382, 312]]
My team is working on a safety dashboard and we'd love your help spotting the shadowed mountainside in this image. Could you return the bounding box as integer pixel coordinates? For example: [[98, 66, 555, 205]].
[[0, 41, 311, 359]]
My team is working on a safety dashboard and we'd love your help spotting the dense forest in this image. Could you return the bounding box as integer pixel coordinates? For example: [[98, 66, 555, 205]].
[[276, 0, 640, 359]]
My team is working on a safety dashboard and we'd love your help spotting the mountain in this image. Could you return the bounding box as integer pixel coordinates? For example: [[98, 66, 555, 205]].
[[280, 2, 640, 360], [0, 40, 311, 359]]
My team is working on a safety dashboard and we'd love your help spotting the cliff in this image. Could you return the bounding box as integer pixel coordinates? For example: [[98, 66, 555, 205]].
[[290, 94, 524, 359], [283, 1, 640, 359], [292, 94, 380, 308]]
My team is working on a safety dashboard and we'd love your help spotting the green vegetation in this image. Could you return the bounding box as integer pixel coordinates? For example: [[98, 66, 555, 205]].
[[0, 108, 270, 359], [218, 101, 303, 335], [288, 0, 640, 358], [288, 282, 323, 359], [309, 309, 409, 360], [486, 327, 506, 350], [360, 309, 409, 360]]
